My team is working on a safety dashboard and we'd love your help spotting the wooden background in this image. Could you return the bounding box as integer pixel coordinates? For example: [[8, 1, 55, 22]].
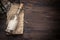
[[0, 0, 60, 40]]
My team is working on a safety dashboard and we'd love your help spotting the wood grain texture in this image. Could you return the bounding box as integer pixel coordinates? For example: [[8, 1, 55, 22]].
[[0, 0, 60, 40]]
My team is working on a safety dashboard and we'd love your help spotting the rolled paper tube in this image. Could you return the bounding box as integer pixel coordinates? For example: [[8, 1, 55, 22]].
[[17, 3, 24, 14]]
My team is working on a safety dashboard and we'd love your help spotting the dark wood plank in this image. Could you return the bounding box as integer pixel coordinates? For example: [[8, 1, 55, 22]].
[[0, 0, 60, 40]]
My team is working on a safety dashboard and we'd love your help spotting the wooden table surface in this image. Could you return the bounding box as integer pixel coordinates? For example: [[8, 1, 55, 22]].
[[0, 0, 60, 40]]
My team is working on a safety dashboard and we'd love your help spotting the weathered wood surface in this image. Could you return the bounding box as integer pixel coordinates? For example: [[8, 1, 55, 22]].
[[0, 0, 60, 40]]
